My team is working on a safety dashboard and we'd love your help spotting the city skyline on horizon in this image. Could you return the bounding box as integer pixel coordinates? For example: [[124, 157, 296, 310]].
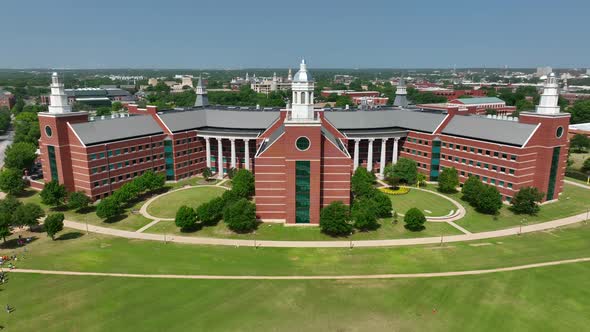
[[1, 0, 589, 69]]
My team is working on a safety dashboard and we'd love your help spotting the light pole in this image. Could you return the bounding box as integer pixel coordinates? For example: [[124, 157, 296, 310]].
[[519, 218, 527, 236], [253, 231, 257, 249]]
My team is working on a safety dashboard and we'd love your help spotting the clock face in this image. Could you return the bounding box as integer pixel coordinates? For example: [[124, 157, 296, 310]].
[[296, 136, 310, 151], [45, 125, 53, 137]]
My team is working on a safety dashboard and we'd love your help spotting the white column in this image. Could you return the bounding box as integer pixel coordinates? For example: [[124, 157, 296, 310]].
[[204, 137, 211, 168], [367, 138, 374, 172], [244, 139, 250, 170], [230, 138, 236, 169], [379, 138, 388, 178], [353, 139, 360, 171], [392, 137, 399, 164], [217, 138, 224, 179]]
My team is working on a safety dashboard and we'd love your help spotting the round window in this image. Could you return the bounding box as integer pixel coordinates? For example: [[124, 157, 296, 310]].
[[295, 136, 310, 151], [556, 126, 564, 138], [45, 125, 53, 137]]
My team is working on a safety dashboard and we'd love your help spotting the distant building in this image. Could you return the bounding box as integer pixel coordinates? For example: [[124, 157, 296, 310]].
[[148, 78, 158, 87], [0, 90, 15, 109], [320, 90, 380, 98], [417, 87, 487, 101], [352, 96, 389, 106], [250, 72, 291, 94], [40, 87, 135, 106], [418, 97, 516, 115], [333, 75, 355, 85], [536, 66, 553, 77]]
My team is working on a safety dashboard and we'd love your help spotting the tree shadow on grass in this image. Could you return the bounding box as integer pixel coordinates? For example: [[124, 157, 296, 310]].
[[56, 232, 84, 241], [404, 225, 426, 232], [76, 206, 97, 215], [0, 236, 38, 249], [103, 214, 128, 224], [15, 190, 36, 199], [180, 223, 203, 233]]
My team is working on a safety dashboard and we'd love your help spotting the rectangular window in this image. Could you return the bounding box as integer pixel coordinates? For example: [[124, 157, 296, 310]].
[[295, 161, 311, 224], [108, 150, 113, 157], [90, 154, 96, 160], [99, 152, 105, 159], [509, 169, 515, 175], [511, 155, 517, 161]]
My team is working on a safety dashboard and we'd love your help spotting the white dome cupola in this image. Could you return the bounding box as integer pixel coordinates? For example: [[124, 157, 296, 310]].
[[536, 72, 560, 115], [48, 72, 72, 114], [290, 59, 315, 120]]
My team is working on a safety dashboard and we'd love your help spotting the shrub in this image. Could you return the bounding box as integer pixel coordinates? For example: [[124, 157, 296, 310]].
[[175, 205, 197, 231], [13, 203, 45, 228], [438, 167, 459, 193], [96, 197, 122, 220], [44, 213, 64, 240], [40, 181, 68, 207], [371, 190, 392, 218], [226, 167, 237, 179], [67, 191, 91, 211], [404, 208, 426, 231], [351, 199, 379, 231], [221, 189, 241, 207], [196, 197, 225, 225], [202, 167, 213, 180], [319, 201, 353, 236], [510, 187, 544, 215], [565, 168, 588, 181], [0, 168, 25, 195], [379, 187, 410, 195], [390, 158, 418, 185], [231, 169, 255, 198], [223, 198, 257, 233], [583, 158, 590, 173]]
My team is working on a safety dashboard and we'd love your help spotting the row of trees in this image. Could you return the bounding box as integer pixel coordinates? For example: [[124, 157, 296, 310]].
[[175, 169, 257, 233], [96, 171, 166, 221]]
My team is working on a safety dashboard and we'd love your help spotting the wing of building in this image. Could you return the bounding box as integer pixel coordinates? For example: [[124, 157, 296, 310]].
[[37, 68, 570, 225]]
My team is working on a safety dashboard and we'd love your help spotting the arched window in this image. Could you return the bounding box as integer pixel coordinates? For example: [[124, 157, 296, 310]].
[[301, 92, 306, 104]]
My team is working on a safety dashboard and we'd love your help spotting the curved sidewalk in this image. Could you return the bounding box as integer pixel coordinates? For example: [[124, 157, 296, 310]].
[[11, 257, 590, 280], [64, 210, 588, 248]]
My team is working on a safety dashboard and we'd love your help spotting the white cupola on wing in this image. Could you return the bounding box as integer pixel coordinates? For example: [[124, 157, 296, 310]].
[[48, 72, 72, 113], [536, 72, 560, 115], [290, 59, 315, 120]]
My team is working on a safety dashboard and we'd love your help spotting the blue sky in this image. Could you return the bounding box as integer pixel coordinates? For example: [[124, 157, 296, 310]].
[[2, 0, 588, 68]]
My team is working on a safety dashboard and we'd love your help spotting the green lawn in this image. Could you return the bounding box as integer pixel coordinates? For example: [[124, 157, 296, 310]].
[[569, 151, 590, 170], [4, 223, 590, 276], [146, 186, 226, 219], [450, 183, 590, 233], [388, 188, 457, 217], [146, 218, 462, 241], [3, 263, 590, 331]]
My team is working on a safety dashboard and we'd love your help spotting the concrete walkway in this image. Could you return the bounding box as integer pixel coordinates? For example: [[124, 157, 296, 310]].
[[11, 257, 590, 280], [565, 179, 590, 189], [64, 209, 589, 248]]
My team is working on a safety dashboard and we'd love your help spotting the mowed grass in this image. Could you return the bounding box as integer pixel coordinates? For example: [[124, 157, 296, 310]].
[[444, 183, 590, 233], [569, 151, 590, 170], [4, 223, 590, 276], [147, 218, 462, 240], [2, 263, 590, 331], [146, 186, 226, 219], [388, 188, 457, 217]]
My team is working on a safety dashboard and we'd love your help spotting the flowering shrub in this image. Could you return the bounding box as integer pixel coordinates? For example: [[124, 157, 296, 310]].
[[379, 187, 410, 195]]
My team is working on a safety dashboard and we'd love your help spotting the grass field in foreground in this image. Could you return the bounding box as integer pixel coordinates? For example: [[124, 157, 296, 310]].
[[146, 186, 226, 219], [388, 188, 456, 216], [3, 223, 589, 276], [2, 263, 589, 331]]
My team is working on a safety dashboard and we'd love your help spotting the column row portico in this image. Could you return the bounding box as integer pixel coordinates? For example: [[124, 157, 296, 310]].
[[200, 136, 254, 179], [350, 137, 401, 176]]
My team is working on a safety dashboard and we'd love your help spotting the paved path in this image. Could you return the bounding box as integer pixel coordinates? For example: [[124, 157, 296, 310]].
[[10, 257, 590, 280], [447, 221, 472, 234], [64, 209, 589, 248], [564, 179, 590, 189], [136, 219, 162, 233]]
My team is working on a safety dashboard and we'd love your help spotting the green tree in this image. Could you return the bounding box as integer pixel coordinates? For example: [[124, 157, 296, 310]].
[[0, 168, 25, 195], [112, 182, 140, 204], [438, 167, 459, 193], [96, 107, 112, 116], [13, 203, 45, 228], [391, 158, 418, 185], [231, 169, 255, 198], [40, 181, 68, 207], [0, 107, 11, 133], [404, 208, 426, 231], [4, 142, 37, 171], [44, 213, 64, 240], [516, 99, 535, 111], [13, 111, 40, 146], [202, 167, 212, 181], [583, 158, 590, 173], [372, 191, 392, 218], [196, 197, 225, 225], [67, 191, 91, 211], [96, 197, 122, 220], [568, 100, 590, 124], [175, 205, 197, 231], [335, 95, 353, 108], [570, 134, 590, 152], [351, 198, 379, 231], [510, 187, 544, 215], [352, 167, 376, 197], [111, 101, 123, 113], [223, 198, 257, 233], [461, 176, 484, 204], [475, 185, 503, 215], [319, 201, 353, 236]]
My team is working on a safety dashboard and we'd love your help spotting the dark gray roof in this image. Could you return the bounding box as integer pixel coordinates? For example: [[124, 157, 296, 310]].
[[325, 109, 446, 133], [321, 127, 349, 156], [70, 115, 164, 145], [158, 109, 280, 132], [257, 125, 285, 155], [441, 115, 537, 146], [196, 127, 261, 138]]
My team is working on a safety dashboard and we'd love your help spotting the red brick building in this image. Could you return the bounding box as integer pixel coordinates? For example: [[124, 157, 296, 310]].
[[37, 67, 570, 225], [0, 90, 15, 109]]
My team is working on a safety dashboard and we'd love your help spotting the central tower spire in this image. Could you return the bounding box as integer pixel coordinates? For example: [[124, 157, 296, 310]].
[[290, 59, 315, 120], [536, 72, 560, 115]]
